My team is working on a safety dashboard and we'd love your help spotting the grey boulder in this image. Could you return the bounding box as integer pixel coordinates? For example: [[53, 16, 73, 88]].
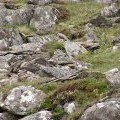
[[80, 97, 120, 120], [30, 6, 57, 34], [64, 41, 87, 58], [1, 86, 46, 115]]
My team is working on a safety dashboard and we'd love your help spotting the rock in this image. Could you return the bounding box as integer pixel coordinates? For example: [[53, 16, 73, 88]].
[[64, 102, 76, 114], [85, 32, 99, 43], [27, 0, 52, 5], [0, 39, 9, 51], [9, 5, 34, 25], [64, 41, 87, 58], [90, 15, 112, 27], [105, 68, 120, 87], [27, 34, 63, 46], [30, 6, 57, 34], [0, 28, 24, 51], [20, 110, 53, 120], [17, 70, 39, 82], [101, 3, 119, 17], [113, 45, 120, 51], [54, 0, 81, 3], [41, 65, 79, 79], [1, 86, 46, 115], [0, 54, 14, 78], [0, 112, 16, 120], [80, 97, 120, 120], [49, 49, 73, 65], [112, 36, 120, 46], [0, 5, 34, 26], [10, 43, 45, 52], [0, 74, 18, 87], [95, 0, 118, 4], [80, 31, 100, 51], [4, 1, 18, 10], [111, 17, 120, 23], [85, 23, 95, 32], [9, 51, 50, 74]]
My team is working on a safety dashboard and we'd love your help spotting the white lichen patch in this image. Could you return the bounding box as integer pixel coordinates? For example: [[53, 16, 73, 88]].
[[64, 102, 76, 114], [20, 91, 36, 103], [97, 103, 105, 108]]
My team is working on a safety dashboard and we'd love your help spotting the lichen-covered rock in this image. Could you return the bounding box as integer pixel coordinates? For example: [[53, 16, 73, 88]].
[[9, 51, 50, 74], [30, 6, 57, 34], [27, 0, 52, 5], [95, 0, 118, 4], [1, 86, 46, 115], [0, 112, 16, 120], [17, 70, 40, 81], [101, 4, 119, 17], [0, 54, 14, 79], [49, 49, 73, 65], [90, 15, 112, 27], [0, 5, 34, 26], [80, 31, 100, 51], [41, 65, 79, 79], [0, 28, 24, 51], [10, 43, 44, 52], [80, 97, 120, 120], [105, 68, 120, 87], [0, 74, 18, 87], [64, 102, 76, 114], [54, 0, 81, 3], [64, 41, 87, 58], [27, 34, 62, 45], [20, 110, 53, 120], [112, 36, 120, 46]]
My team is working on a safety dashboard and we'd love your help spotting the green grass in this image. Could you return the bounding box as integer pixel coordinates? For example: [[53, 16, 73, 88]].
[[76, 23, 120, 73], [0, 1, 120, 119], [55, 1, 104, 33], [45, 41, 65, 56], [77, 49, 120, 72], [17, 25, 37, 36], [40, 74, 110, 119], [14, 0, 26, 5]]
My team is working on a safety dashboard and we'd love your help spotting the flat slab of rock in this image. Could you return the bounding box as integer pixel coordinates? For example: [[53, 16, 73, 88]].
[[10, 43, 43, 52], [41, 65, 79, 79], [20, 110, 53, 120], [27, 0, 52, 5], [1, 86, 46, 115]]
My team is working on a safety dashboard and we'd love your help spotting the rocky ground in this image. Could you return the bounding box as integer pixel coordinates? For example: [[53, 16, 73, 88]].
[[0, 0, 119, 120]]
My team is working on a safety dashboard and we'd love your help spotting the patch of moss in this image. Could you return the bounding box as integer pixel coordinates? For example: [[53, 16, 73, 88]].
[[45, 41, 65, 56], [17, 25, 37, 36]]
